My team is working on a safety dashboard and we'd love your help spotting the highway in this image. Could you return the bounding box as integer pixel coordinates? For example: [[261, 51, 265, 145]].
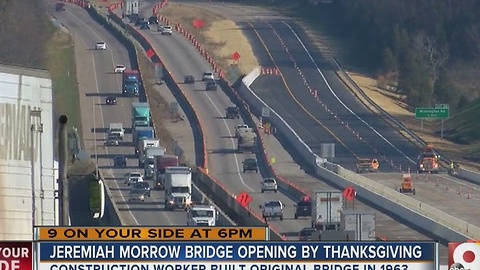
[[133, 5, 319, 238], [54, 3, 189, 226], [246, 20, 420, 173]]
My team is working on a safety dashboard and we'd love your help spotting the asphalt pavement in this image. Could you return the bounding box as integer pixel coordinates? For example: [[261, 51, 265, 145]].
[[133, 5, 323, 238], [54, 3, 189, 226], [245, 20, 421, 172]]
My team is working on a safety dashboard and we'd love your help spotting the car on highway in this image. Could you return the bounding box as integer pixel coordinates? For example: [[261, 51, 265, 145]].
[[105, 96, 117, 105], [105, 135, 119, 146], [299, 227, 316, 241], [161, 25, 173, 35], [261, 178, 278, 193], [294, 196, 312, 219], [126, 176, 143, 186], [260, 200, 284, 221], [242, 158, 258, 173], [202, 72, 215, 81], [184, 75, 195, 84], [55, 2, 65, 11], [205, 81, 218, 91], [114, 156, 127, 167], [148, 16, 159, 24], [95, 42, 106, 50], [140, 21, 150, 30], [128, 189, 145, 203], [133, 181, 151, 197], [225, 106, 240, 119], [124, 172, 143, 184], [114, 65, 126, 73], [134, 17, 145, 26]]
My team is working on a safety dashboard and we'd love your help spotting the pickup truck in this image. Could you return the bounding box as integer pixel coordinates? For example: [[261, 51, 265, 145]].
[[235, 124, 250, 138], [260, 201, 284, 221], [109, 123, 124, 140]]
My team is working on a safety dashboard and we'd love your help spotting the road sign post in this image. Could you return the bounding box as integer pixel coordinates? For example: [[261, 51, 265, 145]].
[[415, 106, 449, 138]]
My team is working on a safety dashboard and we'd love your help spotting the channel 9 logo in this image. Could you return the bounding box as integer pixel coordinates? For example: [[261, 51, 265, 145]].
[[449, 241, 480, 270]]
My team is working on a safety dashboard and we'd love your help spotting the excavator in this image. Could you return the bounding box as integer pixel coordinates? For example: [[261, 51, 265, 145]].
[[417, 145, 439, 174]]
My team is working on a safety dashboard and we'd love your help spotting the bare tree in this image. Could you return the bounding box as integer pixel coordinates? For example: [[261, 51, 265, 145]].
[[413, 33, 449, 91], [468, 25, 480, 60]]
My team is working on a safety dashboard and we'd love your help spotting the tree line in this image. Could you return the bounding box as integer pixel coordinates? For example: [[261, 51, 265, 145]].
[[308, 0, 480, 110], [0, 0, 52, 68]]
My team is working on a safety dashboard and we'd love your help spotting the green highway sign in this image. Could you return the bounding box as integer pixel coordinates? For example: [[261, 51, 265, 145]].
[[415, 107, 449, 119]]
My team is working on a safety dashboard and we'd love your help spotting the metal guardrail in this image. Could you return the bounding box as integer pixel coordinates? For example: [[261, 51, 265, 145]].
[[332, 58, 452, 166]]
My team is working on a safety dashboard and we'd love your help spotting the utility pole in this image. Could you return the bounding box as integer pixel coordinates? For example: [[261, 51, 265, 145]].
[[58, 115, 69, 226]]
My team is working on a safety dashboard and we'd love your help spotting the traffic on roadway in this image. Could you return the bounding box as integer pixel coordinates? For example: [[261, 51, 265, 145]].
[[54, 3, 225, 228]]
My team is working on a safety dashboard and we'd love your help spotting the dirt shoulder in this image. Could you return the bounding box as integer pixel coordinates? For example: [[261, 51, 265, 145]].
[[158, 3, 259, 82]]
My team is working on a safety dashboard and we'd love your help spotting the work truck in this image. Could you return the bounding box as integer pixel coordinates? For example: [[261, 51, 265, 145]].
[[186, 204, 219, 226], [164, 166, 192, 210], [138, 139, 160, 167], [122, 70, 140, 97], [312, 190, 344, 231], [124, 0, 139, 18], [108, 123, 124, 140], [144, 146, 166, 178], [235, 124, 250, 138], [417, 145, 439, 174], [133, 127, 155, 156], [131, 102, 151, 130], [153, 155, 179, 190], [356, 158, 379, 174], [237, 131, 257, 153]]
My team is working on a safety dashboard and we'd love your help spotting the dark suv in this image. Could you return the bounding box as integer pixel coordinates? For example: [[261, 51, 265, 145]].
[[114, 156, 127, 167], [225, 107, 240, 119], [148, 16, 159, 24], [242, 158, 258, 173], [205, 81, 218, 91], [133, 181, 151, 197], [294, 196, 312, 219], [105, 96, 117, 105]]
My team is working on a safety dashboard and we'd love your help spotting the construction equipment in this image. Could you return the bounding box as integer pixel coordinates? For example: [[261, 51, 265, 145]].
[[417, 145, 439, 174], [356, 158, 379, 173], [399, 173, 415, 195]]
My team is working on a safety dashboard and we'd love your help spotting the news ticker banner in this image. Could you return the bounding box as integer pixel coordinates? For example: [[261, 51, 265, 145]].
[[34, 227, 269, 241], [36, 242, 437, 270]]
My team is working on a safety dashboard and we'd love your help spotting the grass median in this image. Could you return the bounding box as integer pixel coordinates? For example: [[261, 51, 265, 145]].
[[45, 29, 82, 136], [89, 174, 102, 218]]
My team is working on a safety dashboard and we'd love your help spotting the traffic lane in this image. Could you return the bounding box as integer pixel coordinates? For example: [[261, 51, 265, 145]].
[[250, 75, 360, 168], [137, 24, 313, 237], [367, 173, 480, 225], [237, 22, 276, 67], [60, 5, 188, 226], [268, 21, 419, 169], [250, 21, 386, 166]]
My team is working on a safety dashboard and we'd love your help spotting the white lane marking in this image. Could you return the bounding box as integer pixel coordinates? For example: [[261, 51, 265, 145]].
[[281, 21, 416, 164], [67, 7, 174, 225]]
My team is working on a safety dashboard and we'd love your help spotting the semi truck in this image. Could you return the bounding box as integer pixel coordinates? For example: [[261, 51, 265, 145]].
[[138, 139, 161, 167], [122, 70, 140, 97], [237, 131, 257, 153], [417, 145, 439, 174], [144, 147, 166, 178], [108, 123, 124, 140], [131, 102, 151, 130], [312, 190, 344, 231], [153, 155, 179, 190], [133, 127, 155, 156], [164, 166, 192, 210], [186, 204, 219, 227], [124, 0, 139, 18]]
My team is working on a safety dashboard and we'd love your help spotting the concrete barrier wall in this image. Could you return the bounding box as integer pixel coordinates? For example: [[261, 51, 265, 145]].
[[236, 68, 480, 241]]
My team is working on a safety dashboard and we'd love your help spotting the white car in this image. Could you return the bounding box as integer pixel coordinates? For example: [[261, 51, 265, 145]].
[[95, 42, 107, 50], [161, 25, 173, 35], [124, 172, 143, 185], [261, 178, 278, 193], [126, 176, 143, 186], [202, 72, 215, 81], [128, 189, 145, 202], [114, 65, 126, 73]]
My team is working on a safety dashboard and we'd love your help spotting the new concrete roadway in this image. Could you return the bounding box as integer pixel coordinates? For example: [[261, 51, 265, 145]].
[[53, 3, 193, 226]]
